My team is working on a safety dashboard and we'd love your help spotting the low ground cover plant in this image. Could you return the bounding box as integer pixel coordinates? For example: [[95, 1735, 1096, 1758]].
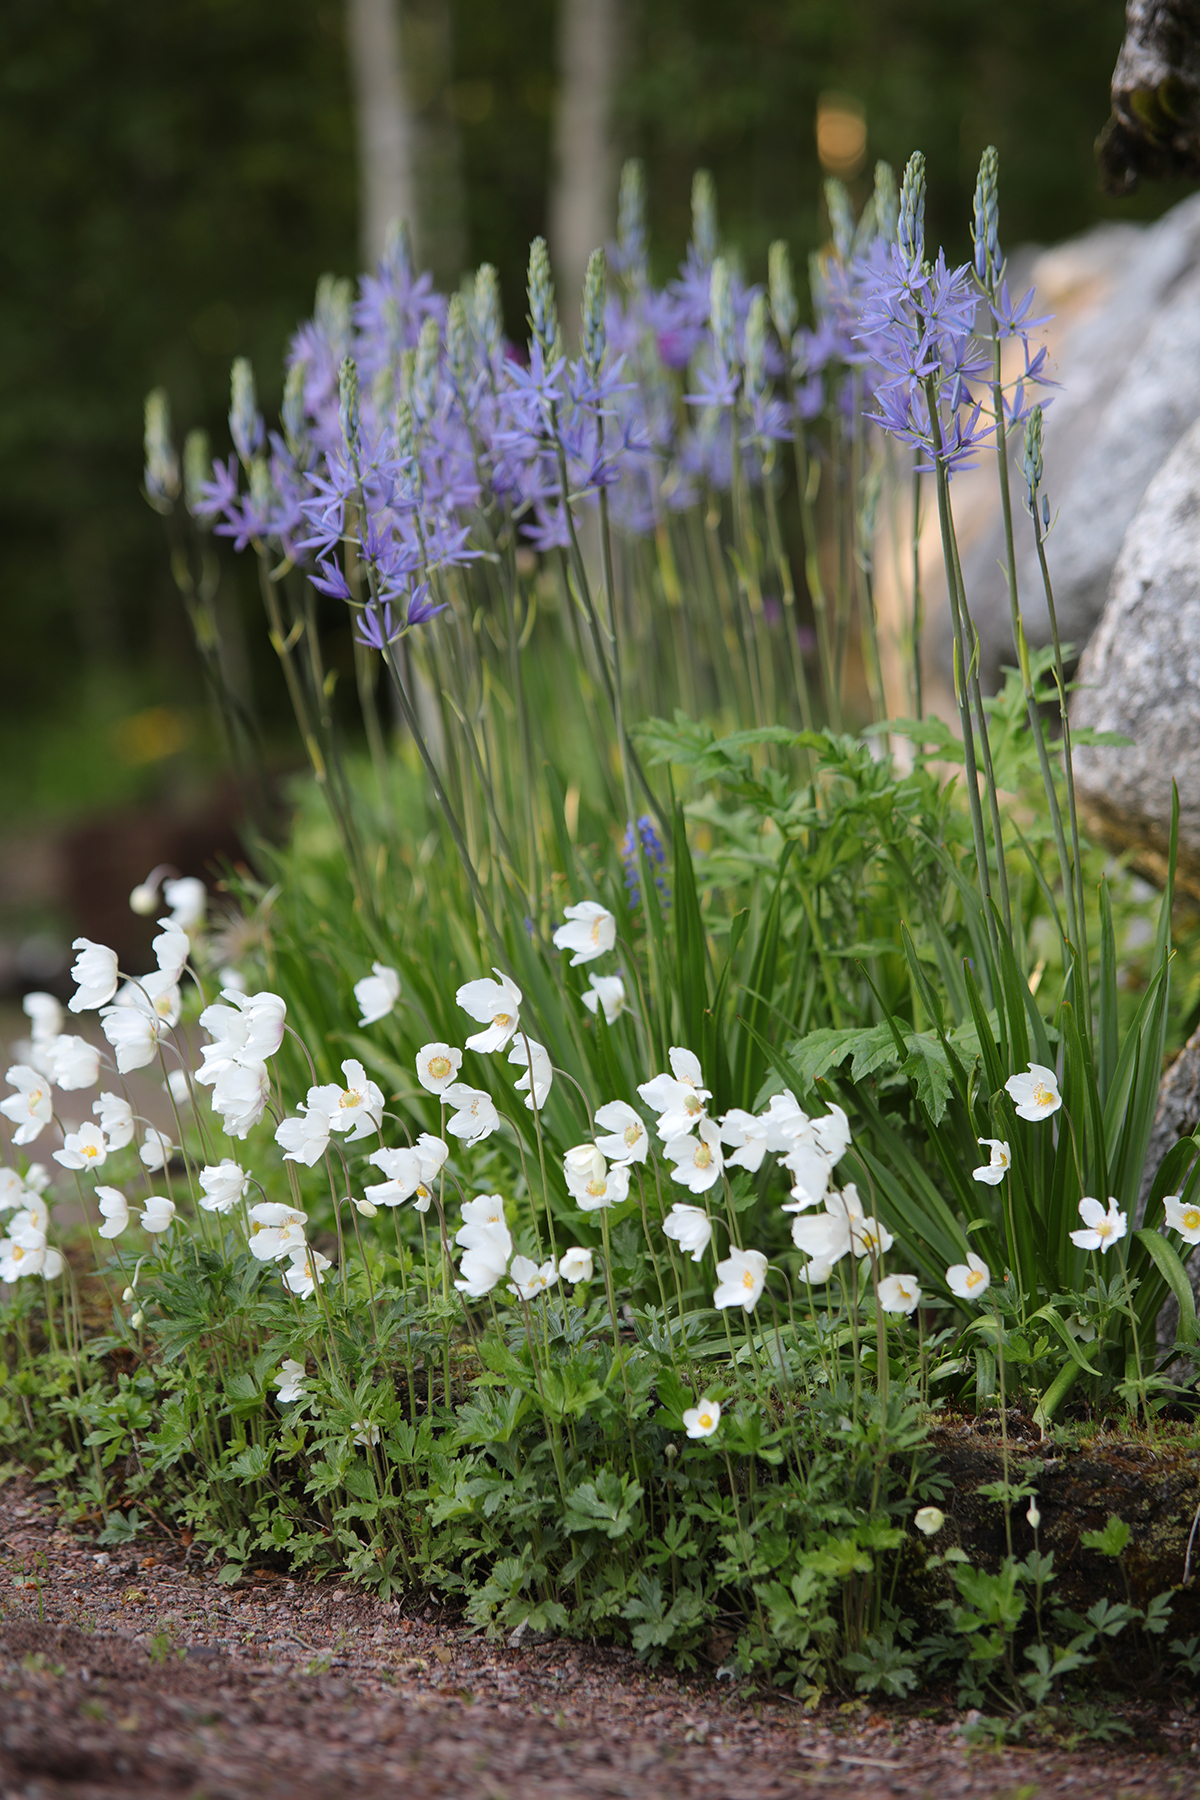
[[3, 149, 1199, 1727]]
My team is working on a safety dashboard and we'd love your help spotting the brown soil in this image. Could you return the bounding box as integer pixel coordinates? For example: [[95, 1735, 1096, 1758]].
[[2, 1485, 1198, 1799]]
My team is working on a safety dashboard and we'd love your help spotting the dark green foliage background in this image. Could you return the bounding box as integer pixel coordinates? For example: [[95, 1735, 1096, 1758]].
[[0, 0, 1188, 806]]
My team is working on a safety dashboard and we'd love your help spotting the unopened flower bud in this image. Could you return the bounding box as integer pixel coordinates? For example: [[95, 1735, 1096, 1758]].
[[122, 1286, 135, 1303], [281, 362, 309, 465], [744, 293, 767, 399], [1027, 1499, 1041, 1530], [338, 355, 360, 450], [972, 145, 1001, 288], [130, 1310, 144, 1329], [315, 272, 353, 355], [898, 151, 926, 266], [129, 883, 159, 916], [664, 1442, 677, 1461], [355, 1198, 379, 1219], [914, 1506, 945, 1536], [414, 316, 439, 421], [874, 161, 898, 245], [1023, 405, 1044, 514], [710, 257, 736, 367], [825, 178, 854, 263], [617, 159, 647, 285], [526, 236, 558, 359], [581, 248, 607, 381], [446, 293, 470, 387], [475, 263, 503, 361], [143, 388, 180, 508], [183, 429, 212, 520], [229, 357, 264, 465], [768, 240, 797, 345], [691, 169, 719, 268]]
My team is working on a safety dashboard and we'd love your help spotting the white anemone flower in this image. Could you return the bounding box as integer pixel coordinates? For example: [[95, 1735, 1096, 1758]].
[[593, 1100, 649, 1166], [811, 1103, 853, 1164], [275, 1107, 332, 1167], [152, 920, 191, 984], [973, 1138, 1012, 1185], [507, 1037, 553, 1111], [1, 1065, 54, 1145], [139, 1128, 175, 1171], [322, 1059, 385, 1140], [93, 1092, 134, 1151], [0, 1224, 62, 1283], [455, 969, 523, 1053], [1069, 1196, 1127, 1254], [23, 1165, 49, 1196], [415, 1042, 462, 1094], [198, 1159, 249, 1213], [273, 1359, 306, 1403], [1164, 1193, 1200, 1246], [140, 1195, 176, 1235], [581, 974, 627, 1023], [444, 1083, 501, 1146], [354, 961, 400, 1027], [780, 1140, 834, 1210], [163, 875, 207, 930], [53, 1124, 107, 1172], [757, 1090, 813, 1150], [209, 1062, 270, 1138], [0, 1168, 25, 1211], [459, 1193, 507, 1230], [713, 1246, 769, 1311], [508, 1254, 559, 1300], [850, 1213, 894, 1263], [165, 1068, 192, 1106], [914, 1506, 945, 1536], [552, 901, 616, 965], [67, 939, 120, 1013], [558, 1246, 594, 1283], [283, 1247, 331, 1299], [100, 1005, 160, 1074], [664, 1118, 724, 1193], [638, 1047, 711, 1139], [96, 1187, 129, 1239], [1005, 1062, 1062, 1121], [129, 872, 163, 915], [248, 1203, 308, 1262], [877, 1273, 922, 1315], [352, 1421, 381, 1447], [195, 990, 286, 1084], [946, 1252, 991, 1300], [564, 1142, 606, 1182], [365, 1135, 447, 1211], [567, 1161, 630, 1212], [218, 965, 247, 993], [12, 1194, 49, 1235], [718, 1109, 773, 1173], [48, 1035, 102, 1091], [23, 992, 64, 1044], [662, 1202, 713, 1262], [682, 1397, 721, 1439], [454, 1217, 513, 1297], [790, 1207, 853, 1281]]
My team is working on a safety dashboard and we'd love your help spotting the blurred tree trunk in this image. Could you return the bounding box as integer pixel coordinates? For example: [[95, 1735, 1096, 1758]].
[[345, 0, 416, 266], [550, 0, 622, 331]]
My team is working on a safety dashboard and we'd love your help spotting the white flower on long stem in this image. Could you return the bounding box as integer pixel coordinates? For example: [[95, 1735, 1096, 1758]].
[[0, 1223, 62, 1283], [914, 1506, 945, 1536], [100, 1005, 160, 1074], [444, 1083, 501, 1146], [139, 1128, 174, 1172], [23, 1165, 49, 1197], [790, 1206, 853, 1282], [195, 990, 286, 1084], [1069, 1196, 1127, 1254], [851, 1213, 894, 1263], [455, 969, 523, 1053], [23, 992, 64, 1044], [459, 1193, 507, 1230], [972, 1138, 1012, 1185], [1, 1066, 54, 1145], [564, 1142, 606, 1182], [12, 1195, 49, 1235], [664, 1118, 724, 1193], [365, 1135, 447, 1211], [553, 901, 616, 965], [780, 1139, 835, 1210], [946, 1252, 991, 1300], [581, 974, 627, 1023], [567, 1161, 630, 1212], [140, 1195, 176, 1234], [320, 1059, 384, 1139], [683, 1397, 721, 1439], [163, 876, 207, 930], [153, 920, 191, 984], [273, 1359, 306, 1404], [92, 1092, 134, 1150], [67, 939, 119, 1013], [508, 1254, 559, 1300], [593, 1100, 649, 1165], [165, 1068, 192, 1106], [275, 1106, 332, 1168], [713, 1246, 769, 1311], [558, 1245, 593, 1283], [354, 961, 401, 1026], [198, 1159, 249, 1213], [454, 1217, 513, 1297], [352, 1421, 381, 1447], [877, 1273, 921, 1315], [759, 1089, 813, 1150], [96, 1186, 129, 1239], [54, 1124, 107, 1171], [415, 1042, 462, 1094], [1005, 1062, 1061, 1121], [283, 1246, 330, 1299], [811, 1103, 853, 1163], [248, 1203, 308, 1262], [0, 1169, 25, 1211], [507, 1037, 553, 1110], [209, 1062, 270, 1138], [719, 1109, 773, 1173], [638, 1047, 711, 1139], [662, 1202, 712, 1262], [47, 1035, 102, 1092], [1164, 1193, 1200, 1246]]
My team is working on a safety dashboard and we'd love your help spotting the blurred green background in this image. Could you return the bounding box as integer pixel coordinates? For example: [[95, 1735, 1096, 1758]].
[[0, 0, 1186, 974]]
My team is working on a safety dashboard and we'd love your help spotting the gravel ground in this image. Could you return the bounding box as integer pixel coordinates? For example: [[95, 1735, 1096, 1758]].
[[1, 1482, 1198, 1800]]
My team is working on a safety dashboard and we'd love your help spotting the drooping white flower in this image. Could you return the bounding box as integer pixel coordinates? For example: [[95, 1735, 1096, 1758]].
[[564, 1142, 606, 1182], [140, 1194, 176, 1234], [415, 1042, 462, 1094], [914, 1506, 945, 1536], [165, 1067, 192, 1106], [850, 1212, 894, 1264], [972, 1139, 1012, 1186], [129, 872, 163, 916], [195, 990, 286, 1084], [22, 992, 63, 1044], [0, 1222, 62, 1283], [139, 1128, 175, 1171], [283, 1246, 331, 1298], [662, 1202, 712, 1262], [67, 939, 120, 1013], [811, 1103, 853, 1164], [1164, 1193, 1200, 1246], [507, 1037, 553, 1110], [552, 901, 616, 966], [13, 1194, 49, 1234], [163, 875, 207, 930], [638, 1047, 711, 1139], [48, 1035, 102, 1091], [713, 1246, 769, 1311], [780, 1140, 834, 1210], [92, 1092, 134, 1150], [0, 1168, 25, 1211], [100, 1005, 160, 1074], [455, 969, 523, 1053], [682, 1397, 721, 1439], [152, 920, 191, 984], [566, 1160, 630, 1212], [558, 1245, 594, 1284], [354, 961, 401, 1027], [718, 1109, 773, 1173], [248, 1203, 308, 1262], [198, 1159, 249, 1213], [459, 1193, 507, 1231], [581, 974, 627, 1023], [759, 1089, 813, 1150], [664, 1118, 724, 1193], [593, 1100, 649, 1166], [274, 1105, 330, 1167], [23, 1164, 49, 1196], [1, 1065, 54, 1145], [96, 1186, 129, 1239], [454, 1216, 513, 1297], [365, 1135, 447, 1211], [946, 1252, 991, 1300], [444, 1083, 501, 1146], [877, 1273, 922, 1315], [1005, 1062, 1062, 1121], [208, 1061, 270, 1138], [508, 1254, 559, 1300], [352, 1420, 381, 1447], [790, 1205, 853, 1282], [53, 1124, 107, 1171], [273, 1359, 306, 1404], [1069, 1195, 1127, 1254]]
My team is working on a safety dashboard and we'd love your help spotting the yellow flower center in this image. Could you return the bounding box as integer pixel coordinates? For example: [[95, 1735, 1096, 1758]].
[[428, 1054, 452, 1080], [685, 1094, 702, 1116], [698, 1411, 712, 1430], [339, 1088, 362, 1109], [1184, 1207, 1200, 1232], [1031, 1082, 1052, 1108], [493, 1012, 512, 1028], [590, 918, 602, 944], [623, 1124, 642, 1147], [966, 1268, 985, 1290], [585, 1178, 606, 1198], [742, 1269, 755, 1288], [154, 993, 173, 1018], [13, 1246, 24, 1262], [1096, 1217, 1114, 1239], [83, 1143, 99, 1159], [416, 1184, 429, 1201], [694, 1144, 712, 1169]]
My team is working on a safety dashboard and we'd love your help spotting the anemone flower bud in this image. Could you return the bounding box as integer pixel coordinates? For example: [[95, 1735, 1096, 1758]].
[[1027, 1499, 1041, 1530], [914, 1506, 945, 1536]]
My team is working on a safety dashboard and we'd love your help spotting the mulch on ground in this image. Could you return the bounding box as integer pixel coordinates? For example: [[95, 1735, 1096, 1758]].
[[1, 1481, 1197, 1800]]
